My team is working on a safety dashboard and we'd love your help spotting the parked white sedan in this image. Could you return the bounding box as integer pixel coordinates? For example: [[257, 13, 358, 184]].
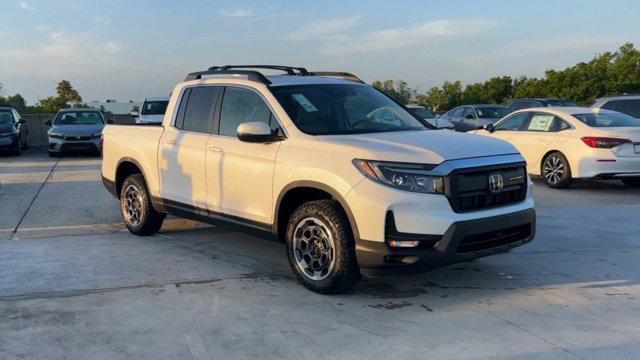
[[471, 107, 640, 188]]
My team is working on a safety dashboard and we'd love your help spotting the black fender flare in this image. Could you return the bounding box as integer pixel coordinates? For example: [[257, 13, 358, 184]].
[[273, 181, 361, 242]]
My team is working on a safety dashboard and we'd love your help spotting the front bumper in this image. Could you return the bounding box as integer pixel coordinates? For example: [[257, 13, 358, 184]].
[[356, 208, 535, 270], [0, 134, 19, 149], [49, 137, 101, 153]]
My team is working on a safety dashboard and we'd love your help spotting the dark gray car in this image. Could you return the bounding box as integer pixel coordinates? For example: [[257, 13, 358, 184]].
[[45, 109, 111, 157], [0, 107, 29, 156], [440, 104, 509, 132]]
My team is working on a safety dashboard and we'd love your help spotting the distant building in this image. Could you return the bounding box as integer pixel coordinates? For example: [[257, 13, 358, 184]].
[[87, 100, 137, 114]]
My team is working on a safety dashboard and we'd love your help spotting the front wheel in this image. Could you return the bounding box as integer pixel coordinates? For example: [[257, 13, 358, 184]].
[[286, 200, 361, 294], [542, 152, 573, 189], [622, 178, 640, 188], [120, 174, 165, 236]]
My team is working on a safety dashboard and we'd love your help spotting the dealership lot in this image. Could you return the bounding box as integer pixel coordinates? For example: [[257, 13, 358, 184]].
[[1, 148, 639, 359]]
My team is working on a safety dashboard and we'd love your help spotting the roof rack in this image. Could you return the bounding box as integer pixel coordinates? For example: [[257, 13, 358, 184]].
[[307, 71, 364, 83], [184, 65, 364, 85]]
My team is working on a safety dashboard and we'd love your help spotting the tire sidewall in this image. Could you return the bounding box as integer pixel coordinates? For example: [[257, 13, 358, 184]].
[[285, 201, 359, 293], [543, 152, 572, 189], [120, 174, 153, 234]]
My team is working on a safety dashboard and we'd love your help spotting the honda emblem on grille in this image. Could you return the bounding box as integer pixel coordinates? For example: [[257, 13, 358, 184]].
[[488, 173, 504, 193]]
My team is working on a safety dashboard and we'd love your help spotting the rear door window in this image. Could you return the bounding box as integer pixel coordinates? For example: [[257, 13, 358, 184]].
[[613, 99, 640, 118], [178, 86, 219, 133], [525, 113, 556, 132], [463, 107, 476, 118]]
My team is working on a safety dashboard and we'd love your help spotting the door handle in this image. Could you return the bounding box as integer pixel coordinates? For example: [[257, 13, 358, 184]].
[[208, 146, 223, 152], [166, 140, 176, 145]]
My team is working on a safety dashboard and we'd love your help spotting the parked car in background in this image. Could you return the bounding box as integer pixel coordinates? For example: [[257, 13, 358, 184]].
[[45, 109, 111, 157], [406, 104, 454, 129], [591, 94, 640, 119], [471, 107, 640, 188], [0, 107, 28, 156], [132, 96, 170, 124], [440, 104, 509, 132], [101, 65, 535, 294], [505, 98, 578, 112]]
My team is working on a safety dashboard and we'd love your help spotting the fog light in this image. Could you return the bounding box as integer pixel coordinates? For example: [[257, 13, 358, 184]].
[[388, 240, 420, 248]]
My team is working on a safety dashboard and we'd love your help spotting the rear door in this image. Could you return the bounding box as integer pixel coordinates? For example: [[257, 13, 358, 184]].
[[159, 86, 220, 208], [514, 112, 562, 174], [206, 86, 283, 225]]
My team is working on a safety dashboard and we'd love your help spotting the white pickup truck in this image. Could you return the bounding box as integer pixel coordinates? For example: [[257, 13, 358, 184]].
[[101, 65, 535, 293]]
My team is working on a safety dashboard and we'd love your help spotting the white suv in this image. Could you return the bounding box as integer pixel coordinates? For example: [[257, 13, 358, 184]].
[[101, 65, 536, 293]]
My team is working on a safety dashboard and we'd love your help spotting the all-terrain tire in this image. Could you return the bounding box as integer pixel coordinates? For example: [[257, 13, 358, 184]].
[[285, 200, 361, 294], [119, 174, 165, 236]]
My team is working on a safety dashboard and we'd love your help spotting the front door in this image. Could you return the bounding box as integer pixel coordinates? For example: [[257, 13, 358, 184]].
[[206, 86, 282, 225]]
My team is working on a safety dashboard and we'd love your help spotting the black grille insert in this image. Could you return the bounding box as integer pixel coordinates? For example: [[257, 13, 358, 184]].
[[457, 224, 531, 253], [447, 164, 527, 213]]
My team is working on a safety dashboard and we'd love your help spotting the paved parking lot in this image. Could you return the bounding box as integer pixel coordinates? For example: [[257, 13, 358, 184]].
[[1, 148, 639, 360]]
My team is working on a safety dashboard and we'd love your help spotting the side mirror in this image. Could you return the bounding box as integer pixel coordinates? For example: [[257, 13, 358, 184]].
[[130, 111, 139, 118], [44, 120, 52, 126], [107, 119, 114, 124], [237, 122, 282, 143], [18, 119, 26, 124], [485, 123, 495, 133], [465, 114, 475, 119]]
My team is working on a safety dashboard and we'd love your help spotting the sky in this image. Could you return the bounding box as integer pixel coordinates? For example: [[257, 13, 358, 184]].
[[1, 0, 639, 104]]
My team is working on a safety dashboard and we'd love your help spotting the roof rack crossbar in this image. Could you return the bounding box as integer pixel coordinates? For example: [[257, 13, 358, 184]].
[[208, 65, 310, 76], [184, 65, 364, 85], [184, 69, 271, 84], [308, 71, 365, 83]]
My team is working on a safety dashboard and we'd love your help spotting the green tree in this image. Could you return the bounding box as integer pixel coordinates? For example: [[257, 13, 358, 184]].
[[372, 79, 416, 104], [56, 80, 82, 103]]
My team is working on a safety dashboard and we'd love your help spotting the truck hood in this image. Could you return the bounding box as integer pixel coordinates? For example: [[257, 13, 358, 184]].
[[321, 130, 520, 164]]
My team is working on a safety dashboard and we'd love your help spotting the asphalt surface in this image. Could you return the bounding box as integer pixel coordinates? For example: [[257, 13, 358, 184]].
[[1, 148, 639, 360]]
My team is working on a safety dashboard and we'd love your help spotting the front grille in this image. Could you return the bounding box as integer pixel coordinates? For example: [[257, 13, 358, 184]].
[[63, 135, 92, 141], [457, 224, 531, 253], [60, 143, 97, 151], [446, 163, 527, 213]]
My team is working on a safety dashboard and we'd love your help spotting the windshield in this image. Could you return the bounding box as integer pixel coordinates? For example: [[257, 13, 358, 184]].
[[476, 107, 508, 119], [54, 111, 104, 125], [271, 84, 427, 135], [574, 111, 640, 127], [547, 99, 578, 107], [0, 110, 14, 124], [411, 107, 435, 118], [141, 100, 169, 115]]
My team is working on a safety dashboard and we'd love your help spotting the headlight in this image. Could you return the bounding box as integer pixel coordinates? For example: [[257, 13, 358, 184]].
[[91, 133, 102, 138], [49, 132, 64, 139], [353, 159, 444, 194]]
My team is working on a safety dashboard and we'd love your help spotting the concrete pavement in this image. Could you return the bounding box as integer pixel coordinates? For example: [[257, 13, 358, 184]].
[[0, 148, 639, 359]]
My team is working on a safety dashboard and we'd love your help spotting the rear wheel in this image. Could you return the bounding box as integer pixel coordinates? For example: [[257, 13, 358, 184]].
[[622, 178, 640, 188], [120, 174, 165, 235], [286, 200, 361, 294], [542, 152, 572, 189]]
